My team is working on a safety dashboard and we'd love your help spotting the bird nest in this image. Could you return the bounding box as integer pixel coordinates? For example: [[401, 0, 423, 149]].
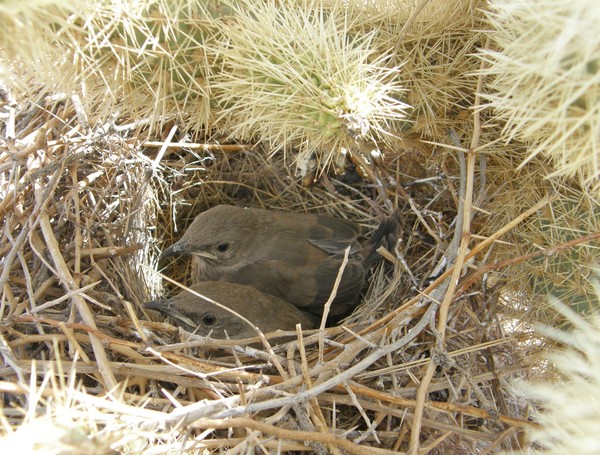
[[0, 89, 538, 453]]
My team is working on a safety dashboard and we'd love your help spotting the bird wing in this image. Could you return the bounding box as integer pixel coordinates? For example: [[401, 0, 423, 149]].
[[220, 259, 294, 302], [309, 214, 359, 239], [304, 214, 362, 255], [207, 213, 365, 316], [307, 238, 362, 255], [217, 248, 366, 317], [299, 256, 366, 316]]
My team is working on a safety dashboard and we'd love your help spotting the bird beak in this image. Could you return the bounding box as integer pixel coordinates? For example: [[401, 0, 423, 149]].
[[143, 299, 171, 311], [143, 300, 197, 330], [159, 240, 190, 260]]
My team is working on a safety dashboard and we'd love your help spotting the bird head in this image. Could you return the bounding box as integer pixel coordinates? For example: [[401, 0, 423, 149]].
[[143, 285, 253, 339], [159, 205, 259, 268]]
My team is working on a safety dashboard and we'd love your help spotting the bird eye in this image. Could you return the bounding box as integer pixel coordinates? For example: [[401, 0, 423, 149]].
[[216, 242, 230, 252], [202, 314, 217, 326]]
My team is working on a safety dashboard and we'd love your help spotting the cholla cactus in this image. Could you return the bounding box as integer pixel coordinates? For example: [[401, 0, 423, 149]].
[[487, 160, 600, 316], [485, 163, 599, 317], [373, 0, 486, 139], [513, 288, 600, 454], [526, 188, 600, 314], [0, 0, 86, 94], [479, 0, 600, 188], [0, 418, 113, 455], [83, 0, 220, 131], [208, 0, 409, 172], [1, 0, 219, 131]]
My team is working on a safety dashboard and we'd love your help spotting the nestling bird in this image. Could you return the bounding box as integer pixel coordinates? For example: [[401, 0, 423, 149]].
[[160, 205, 399, 317], [143, 281, 318, 338]]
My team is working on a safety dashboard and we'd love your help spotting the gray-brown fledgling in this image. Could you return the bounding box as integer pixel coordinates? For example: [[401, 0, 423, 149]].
[[144, 281, 317, 338], [160, 205, 399, 317]]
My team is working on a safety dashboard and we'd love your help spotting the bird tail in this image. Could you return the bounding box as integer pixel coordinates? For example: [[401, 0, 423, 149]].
[[362, 209, 401, 266]]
